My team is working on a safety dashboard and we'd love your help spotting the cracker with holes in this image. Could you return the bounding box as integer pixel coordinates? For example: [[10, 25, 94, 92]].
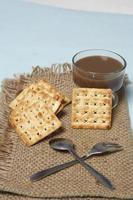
[[71, 88, 112, 129], [9, 79, 70, 114], [10, 102, 62, 146], [27, 80, 71, 113], [9, 85, 61, 114], [32, 79, 70, 103]]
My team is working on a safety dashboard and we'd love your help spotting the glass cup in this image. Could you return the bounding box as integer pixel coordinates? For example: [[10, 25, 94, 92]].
[[72, 49, 126, 92]]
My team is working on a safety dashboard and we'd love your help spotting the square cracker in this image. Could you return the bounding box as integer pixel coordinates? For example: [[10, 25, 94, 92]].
[[9, 79, 70, 113], [9, 85, 61, 114], [71, 88, 112, 129], [10, 101, 62, 146], [28, 80, 71, 112]]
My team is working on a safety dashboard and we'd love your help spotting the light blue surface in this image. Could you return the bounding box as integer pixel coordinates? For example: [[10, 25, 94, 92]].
[[0, 0, 133, 130]]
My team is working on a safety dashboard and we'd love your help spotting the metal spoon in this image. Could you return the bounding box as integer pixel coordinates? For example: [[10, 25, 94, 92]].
[[49, 138, 115, 190], [31, 142, 122, 182]]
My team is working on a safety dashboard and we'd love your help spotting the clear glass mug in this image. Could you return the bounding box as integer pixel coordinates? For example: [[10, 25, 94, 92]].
[[72, 49, 126, 92]]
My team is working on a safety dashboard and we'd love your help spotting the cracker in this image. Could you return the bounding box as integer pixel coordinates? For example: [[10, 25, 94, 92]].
[[9, 79, 70, 113], [71, 88, 112, 129], [29, 80, 71, 112], [28, 80, 63, 103], [10, 102, 62, 146], [56, 96, 71, 114], [9, 85, 61, 113]]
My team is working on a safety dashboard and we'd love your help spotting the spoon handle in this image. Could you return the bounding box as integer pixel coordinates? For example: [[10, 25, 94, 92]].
[[30, 155, 87, 181], [69, 148, 115, 191]]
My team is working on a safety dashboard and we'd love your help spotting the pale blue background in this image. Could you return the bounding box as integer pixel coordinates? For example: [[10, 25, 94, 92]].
[[0, 0, 133, 130]]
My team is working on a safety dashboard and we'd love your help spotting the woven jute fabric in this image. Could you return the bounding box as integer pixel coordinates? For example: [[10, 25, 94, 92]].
[[0, 65, 133, 200]]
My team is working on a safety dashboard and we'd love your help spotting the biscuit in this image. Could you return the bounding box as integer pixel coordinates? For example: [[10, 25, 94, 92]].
[[9, 79, 70, 113], [10, 101, 62, 146], [9, 85, 61, 113], [71, 88, 112, 129], [29, 80, 71, 112]]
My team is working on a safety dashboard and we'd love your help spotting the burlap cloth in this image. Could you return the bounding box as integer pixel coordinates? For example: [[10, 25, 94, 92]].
[[0, 64, 133, 200]]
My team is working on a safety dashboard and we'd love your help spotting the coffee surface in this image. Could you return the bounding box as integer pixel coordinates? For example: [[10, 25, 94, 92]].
[[75, 56, 123, 73], [73, 55, 125, 91]]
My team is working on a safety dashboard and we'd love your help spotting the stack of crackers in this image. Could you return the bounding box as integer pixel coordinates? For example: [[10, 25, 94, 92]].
[[71, 88, 112, 129], [9, 80, 70, 146]]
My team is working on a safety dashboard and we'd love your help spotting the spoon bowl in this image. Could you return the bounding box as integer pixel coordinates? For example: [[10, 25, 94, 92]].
[[49, 138, 74, 152]]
